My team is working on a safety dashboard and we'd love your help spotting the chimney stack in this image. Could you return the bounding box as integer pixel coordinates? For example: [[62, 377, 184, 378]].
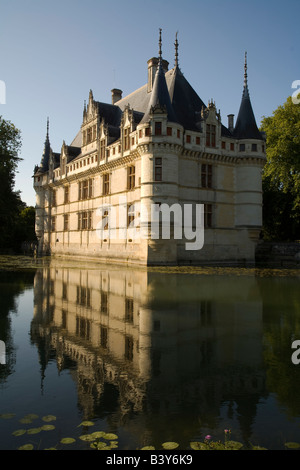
[[227, 114, 234, 133], [111, 88, 122, 104]]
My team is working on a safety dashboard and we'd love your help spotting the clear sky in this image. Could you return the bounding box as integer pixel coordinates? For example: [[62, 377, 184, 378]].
[[1, 0, 299, 206]]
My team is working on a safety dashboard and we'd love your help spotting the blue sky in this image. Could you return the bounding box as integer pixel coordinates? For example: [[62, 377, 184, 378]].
[[1, 0, 299, 206]]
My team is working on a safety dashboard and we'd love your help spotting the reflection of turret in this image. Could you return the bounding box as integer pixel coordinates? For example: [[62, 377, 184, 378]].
[[31, 261, 266, 445]]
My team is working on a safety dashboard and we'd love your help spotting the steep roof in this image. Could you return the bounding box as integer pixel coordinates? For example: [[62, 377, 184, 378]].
[[233, 53, 263, 140], [141, 57, 178, 124]]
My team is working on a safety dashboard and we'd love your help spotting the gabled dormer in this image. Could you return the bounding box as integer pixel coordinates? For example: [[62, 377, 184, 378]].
[[82, 90, 99, 148], [201, 100, 222, 149]]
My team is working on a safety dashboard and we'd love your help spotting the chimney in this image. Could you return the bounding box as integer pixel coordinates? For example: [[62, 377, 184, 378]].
[[111, 88, 122, 104], [227, 114, 234, 133], [147, 57, 169, 93]]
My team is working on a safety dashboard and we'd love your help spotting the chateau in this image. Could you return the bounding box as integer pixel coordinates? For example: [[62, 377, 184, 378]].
[[33, 32, 266, 266]]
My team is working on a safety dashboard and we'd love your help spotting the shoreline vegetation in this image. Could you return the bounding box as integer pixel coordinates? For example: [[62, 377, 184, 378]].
[[0, 254, 299, 277]]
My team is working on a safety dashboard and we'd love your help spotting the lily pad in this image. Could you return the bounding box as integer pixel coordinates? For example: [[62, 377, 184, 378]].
[[78, 420, 95, 427], [18, 444, 34, 450], [90, 441, 110, 450], [42, 415, 57, 422], [190, 441, 209, 450], [24, 414, 39, 420], [90, 431, 106, 439], [141, 446, 155, 450], [284, 442, 300, 449], [0, 413, 15, 419], [60, 437, 76, 444], [162, 442, 179, 450], [225, 440, 244, 450], [19, 418, 33, 424], [27, 427, 42, 435], [79, 434, 95, 442], [103, 432, 118, 440], [41, 425, 55, 431], [12, 429, 27, 437]]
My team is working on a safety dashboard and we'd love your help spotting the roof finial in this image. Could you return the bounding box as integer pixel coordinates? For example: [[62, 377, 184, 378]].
[[244, 51, 248, 89], [158, 28, 162, 60], [174, 31, 179, 68], [243, 51, 250, 99], [46, 116, 49, 140]]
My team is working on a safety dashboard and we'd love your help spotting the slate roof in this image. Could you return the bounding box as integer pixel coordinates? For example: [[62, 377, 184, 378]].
[[233, 86, 263, 140], [233, 54, 263, 140]]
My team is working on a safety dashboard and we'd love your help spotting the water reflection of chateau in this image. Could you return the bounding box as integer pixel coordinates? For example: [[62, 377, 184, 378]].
[[31, 262, 266, 445]]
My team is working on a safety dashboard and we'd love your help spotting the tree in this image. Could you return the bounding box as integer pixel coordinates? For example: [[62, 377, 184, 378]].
[[261, 96, 300, 241], [0, 116, 23, 250]]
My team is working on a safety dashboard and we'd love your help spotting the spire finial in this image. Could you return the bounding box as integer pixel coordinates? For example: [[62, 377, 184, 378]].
[[174, 31, 179, 67], [158, 28, 162, 60], [46, 116, 49, 140], [244, 51, 248, 89]]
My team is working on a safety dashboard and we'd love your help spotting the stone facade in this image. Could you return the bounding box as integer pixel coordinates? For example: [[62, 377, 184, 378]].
[[33, 36, 266, 266]]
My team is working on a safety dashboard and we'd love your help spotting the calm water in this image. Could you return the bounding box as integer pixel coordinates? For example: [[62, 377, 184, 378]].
[[1, 257, 300, 450]]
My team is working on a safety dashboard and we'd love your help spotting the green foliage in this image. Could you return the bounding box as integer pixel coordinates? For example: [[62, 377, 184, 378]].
[[261, 97, 300, 240]]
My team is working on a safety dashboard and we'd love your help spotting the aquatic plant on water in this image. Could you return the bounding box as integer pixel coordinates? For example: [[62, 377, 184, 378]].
[[1, 412, 299, 450]]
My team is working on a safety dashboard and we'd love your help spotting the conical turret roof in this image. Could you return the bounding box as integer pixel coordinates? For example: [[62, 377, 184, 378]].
[[141, 29, 177, 124], [233, 53, 263, 140]]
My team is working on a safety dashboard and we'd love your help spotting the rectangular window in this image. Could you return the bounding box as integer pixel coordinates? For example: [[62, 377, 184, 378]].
[[101, 292, 108, 314], [103, 173, 110, 195], [127, 165, 135, 190], [87, 127, 92, 144], [100, 139, 105, 160], [186, 134, 191, 144], [145, 127, 150, 137], [63, 214, 69, 231], [51, 189, 56, 207], [125, 335, 134, 361], [167, 127, 172, 136], [100, 326, 108, 348], [204, 204, 213, 228], [78, 211, 92, 230], [125, 297, 134, 323], [201, 164, 213, 188], [206, 124, 216, 147], [127, 204, 135, 228], [78, 179, 93, 200], [103, 210, 109, 230], [252, 143, 257, 151], [239, 143, 245, 152], [196, 136, 200, 145], [154, 157, 162, 182], [64, 185, 69, 204], [222, 141, 226, 149], [51, 216, 56, 232], [155, 122, 162, 135], [124, 128, 130, 151]]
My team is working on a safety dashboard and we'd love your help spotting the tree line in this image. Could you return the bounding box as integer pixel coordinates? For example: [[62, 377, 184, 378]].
[[0, 116, 36, 253]]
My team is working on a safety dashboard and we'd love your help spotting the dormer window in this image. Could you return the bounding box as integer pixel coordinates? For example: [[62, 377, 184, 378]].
[[100, 140, 105, 160], [87, 127, 92, 144], [206, 124, 216, 148], [155, 122, 162, 136], [124, 128, 130, 151]]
